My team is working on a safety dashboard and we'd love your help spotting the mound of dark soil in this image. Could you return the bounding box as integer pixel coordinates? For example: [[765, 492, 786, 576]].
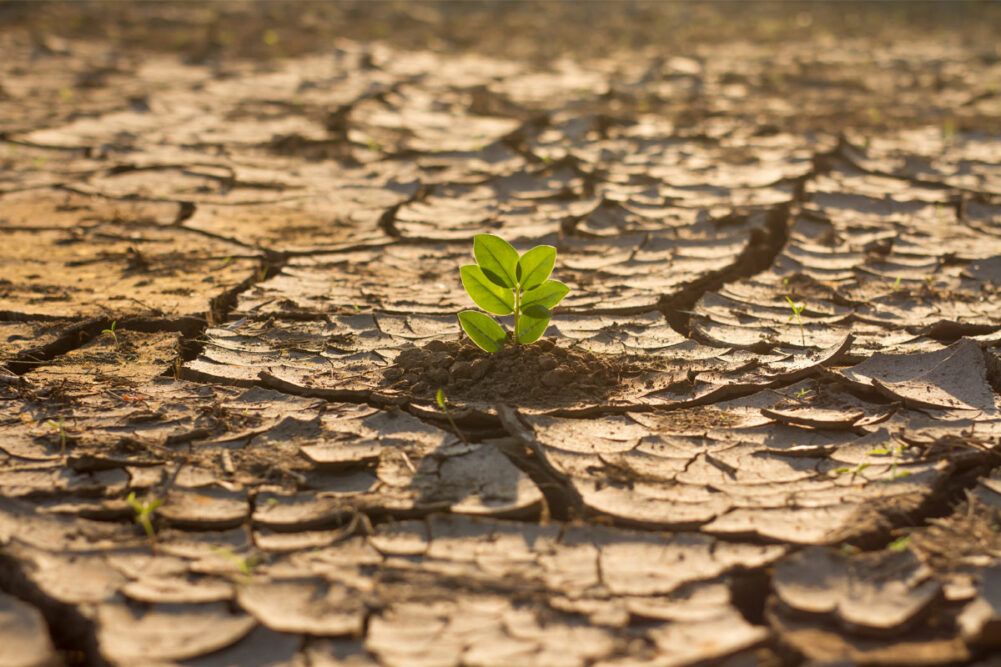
[[382, 338, 641, 404]]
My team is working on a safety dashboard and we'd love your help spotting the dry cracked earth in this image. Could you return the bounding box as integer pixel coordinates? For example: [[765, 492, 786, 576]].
[[3, 3, 1001, 666]]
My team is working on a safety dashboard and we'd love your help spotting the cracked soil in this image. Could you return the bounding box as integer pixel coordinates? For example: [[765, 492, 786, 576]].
[[3, 2, 1001, 666]]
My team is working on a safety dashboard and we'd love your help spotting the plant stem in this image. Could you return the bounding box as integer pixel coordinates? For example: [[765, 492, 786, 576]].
[[513, 285, 520, 345]]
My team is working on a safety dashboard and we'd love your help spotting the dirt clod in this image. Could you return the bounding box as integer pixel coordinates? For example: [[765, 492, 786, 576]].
[[387, 338, 632, 404]]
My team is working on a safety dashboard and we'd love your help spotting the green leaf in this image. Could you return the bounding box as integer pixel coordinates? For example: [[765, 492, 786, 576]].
[[458, 311, 507, 353], [521, 279, 570, 311], [436, 389, 446, 410], [473, 234, 519, 288], [460, 265, 514, 315], [516, 245, 556, 291], [521, 303, 551, 319], [516, 311, 551, 344]]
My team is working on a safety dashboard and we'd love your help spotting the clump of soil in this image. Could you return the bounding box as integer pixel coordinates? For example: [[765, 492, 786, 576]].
[[382, 338, 638, 404]]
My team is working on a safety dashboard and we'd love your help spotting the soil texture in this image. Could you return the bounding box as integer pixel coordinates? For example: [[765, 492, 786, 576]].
[[3, 3, 1001, 667]]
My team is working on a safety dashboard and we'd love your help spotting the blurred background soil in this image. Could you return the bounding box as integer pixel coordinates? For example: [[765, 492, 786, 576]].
[[3, 1, 1000, 63]]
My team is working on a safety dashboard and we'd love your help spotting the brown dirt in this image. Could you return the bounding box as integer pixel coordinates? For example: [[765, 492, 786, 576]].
[[3, 3, 1001, 666], [383, 338, 645, 403]]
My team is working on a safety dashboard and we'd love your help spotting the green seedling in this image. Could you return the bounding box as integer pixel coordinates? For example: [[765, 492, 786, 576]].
[[942, 117, 955, 145], [46, 417, 67, 455], [785, 297, 806, 346], [210, 546, 261, 577], [892, 276, 902, 291], [436, 389, 468, 445], [126, 491, 163, 546], [887, 535, 911, 552], [794, 388, 812, 400], [101, 320, 119, 348], [458, 234, 569, 352], [835, 461, 871, 477]]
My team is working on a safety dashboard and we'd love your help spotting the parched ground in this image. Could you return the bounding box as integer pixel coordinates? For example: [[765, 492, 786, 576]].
[[3, 2, 1001, 665]]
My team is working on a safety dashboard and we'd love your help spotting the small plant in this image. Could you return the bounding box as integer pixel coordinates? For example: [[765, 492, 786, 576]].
[[835, 461, 871, 477], [101, 320, 119, 348], [46, 417, 67, 455], [887, 535, 912, 553], [785, 297, 806, 346], [892, 276, 902, 291], [436, 389, 468, 445], [126, 491, 164, 547], [210, 546, 261, 577], [458, 234, 569, 352]]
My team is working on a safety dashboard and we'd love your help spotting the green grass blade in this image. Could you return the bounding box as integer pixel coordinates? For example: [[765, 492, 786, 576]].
[[460, 265, 515, 314], [516, 245, 556, 291], [473, 234, 519, 288], [516, 311, 551, 344], [521, 279, 569, 310], [458, 311, 507, 352]]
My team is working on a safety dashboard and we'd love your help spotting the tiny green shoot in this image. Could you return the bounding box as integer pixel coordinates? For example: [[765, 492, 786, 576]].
[[458, 234, 569, 352], [436, 389, 468, 445], [794, 388, 812, 400], [942, 117, 955, 145], [892, 276, 902, 291], [211, 546, 260, 577], [785, 297, 806, 346], [101, 320, 119, 348], [46, 417, 67, 455], [887, 535, 911, 552], [835, 461, 871, 476], [126, 491, 164, 547]]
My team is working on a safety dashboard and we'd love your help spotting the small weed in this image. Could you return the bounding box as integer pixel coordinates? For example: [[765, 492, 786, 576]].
[[892, 276, 902, 291], [101, 320, 119, 348], [436, 389, 468, 445], [210, 546, 261, 577], [835, 461, 871, 477], [458, 234, 569, 352], [785, 297, 806, 346], [942, 117, 956, 145], [887, 535, 911, 552], [46, 417, 67, 455], [836, 443, 913, 481], [794, 388, 812, 400], [126, 491, 164, 548]]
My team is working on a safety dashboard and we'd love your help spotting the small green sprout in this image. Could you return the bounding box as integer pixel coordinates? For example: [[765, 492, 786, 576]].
[[794, 388, 812, 400], [942, 117, 955, 145], [436, 389, 468, 445], [785, 297, 806, 346], [892, 276, 902, 291], [101, 320, 119, 348], [46, 417, 67, 455], [126, 491, 164, 546], [458, 234, 569, 352], [835, 461, 871, 476], [211, 546, 260, 577], [887, 535, 911, 552]]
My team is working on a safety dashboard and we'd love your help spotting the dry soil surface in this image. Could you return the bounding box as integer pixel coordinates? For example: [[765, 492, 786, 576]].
[[3, 3, 1001, 666]]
